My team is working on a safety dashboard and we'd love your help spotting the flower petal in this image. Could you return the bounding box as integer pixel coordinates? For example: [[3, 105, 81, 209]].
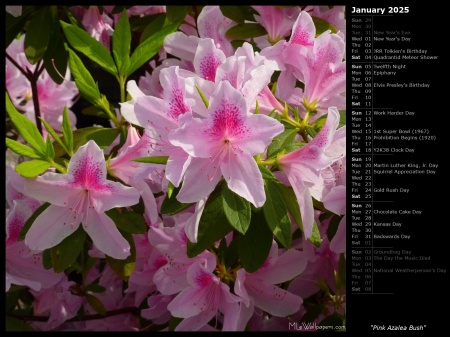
[[82, 210, 130, 259], [25, 205, 82, 251]]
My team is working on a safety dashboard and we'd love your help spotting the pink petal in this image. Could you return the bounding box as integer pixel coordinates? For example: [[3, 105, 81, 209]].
[[164, 32, 200, 62], [25, 204, 82, 251], [221, 151, 265, 208], [176, 158, 222, 204], [166, 149, 191, 188], [184, 197, 207, 243], [322, 185, 346, 215], [287, 10, 315, 46], [90, 181, 140, 213], [193, 38, 226, 82], [83, 210, 130, 259]]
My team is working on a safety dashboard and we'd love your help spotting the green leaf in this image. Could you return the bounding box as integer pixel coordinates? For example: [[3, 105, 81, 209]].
[[60, 21, 117, 76], [226, 23, 267, 39], [167, 181, 175, 198], [15, 160, 52, 178], [50, 226, 86, 273], [138, 13, 167, 43], [62, 107, 74, 155], [237, 209, 273, 272], [24, 7, 52, 64], [5, 316, 34, 331], [45, 135, 55, 159], [165, 6, 189, 23], [160, 185, 195, 216], [85, 293, 107, 316], [81, 105, 110, 120], [132, 156, 169, 164], [112, 9, 131, 75], [339, 109, 346, 128], [43, 249, 53, 269], [312, 16, 338, 37], [5, 7, 34, 48], [187, 184, 234, 258], [272, 182, 303, 231], [85, 283, 106, 293], [40, 117, 67, 155], [312, 113, 328, 131], [18, 202, 50, 241], [168, 316, 183, 331], [5, 138, 42, 159], [222, 184, 251, 234], [308, 221, 322, 248], [327, 214, 343, 242], [220, 6, 256, 24], [224, 236, 239, 268], [64, 6, 85, 29], [262, 180, 292, 248], [106, 231, 136, 280], [54, 127, 120, 158], [6, 93, 46, 154], [126, 22, 180, 77], [105, 209, 147, 234], [43, 7, 67, 85], [305, 125, 318, 138], [67, 48, 102, 104], [258, 165, 276, 180], [267, 128, 297, 159]]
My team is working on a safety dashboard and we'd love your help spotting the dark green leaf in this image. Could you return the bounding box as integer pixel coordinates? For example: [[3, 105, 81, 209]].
[[237, 209, 273, 272], [305, 125, 318, 138], [112, 9, 131, 74], [85, 283, 106, 293], [308, 221, 322, 248], [165, 6, 189, 23], [132, 156, 169, 164], [169, 316, 183, 331], [62, 107, 74, 155], [272, 182, 303, 231], [222, 184, 251, 234], [43, 7, 67, 84], [54, 127, 120, 158], [85, 293, 107, 316], [15, 160, 52, 178], [218, 237, 228, 265], [50, 226, 86, 273], [5, 138, 42, 159], [327, 214, 343, 242], [258, 165, 276, 180], [220, 6, 256, 24], [81, 105, 110, 120], [105, 209, 147, 234], [262, 180, 292, 248], [267, 128, 297, 159], [226, 23, 267, 39], [160, 185, 195, 215], [40, 117, 67, 155], [60, 21, 117, 76], [106, 231, 136, 280], [187, 184, 234, 258], [6, 93, 46, 154], [301, 304, 325, 323], [43, 249, 53, 269], [126, 22, 180, 77], [224, 236, 239, 268], [24, 7, 52, 64], [339, 109, 346, 128], [67, 48, 102, 104], [138, 14, 167, 43], [312, 16, 338, 37], [64, 7, 85, 29], [5, 316, 34, 331], [6, 7, 34, 48], [18, 202, 50, 241], [312, 113, 328, 131], [230, 39, 247, 49]]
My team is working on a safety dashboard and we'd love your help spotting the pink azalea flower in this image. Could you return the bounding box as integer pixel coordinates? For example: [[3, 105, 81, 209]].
[[169, 80, 284, 207], [277, 107, 340, 238], [167, 260, 242, 331], [234, 241, 307, 328], [252, 6, 301, 46], [6, 200, 63, 292], [30, 277, 83, 330], [82, 6, 114, 50], [24, 140, 140, 259]]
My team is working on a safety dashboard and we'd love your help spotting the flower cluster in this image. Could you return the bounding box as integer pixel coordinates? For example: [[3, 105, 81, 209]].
[[5, 5, 346, 331]]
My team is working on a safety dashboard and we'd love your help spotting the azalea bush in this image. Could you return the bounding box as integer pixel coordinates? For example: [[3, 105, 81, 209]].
[[5, 5, 346, 331]]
